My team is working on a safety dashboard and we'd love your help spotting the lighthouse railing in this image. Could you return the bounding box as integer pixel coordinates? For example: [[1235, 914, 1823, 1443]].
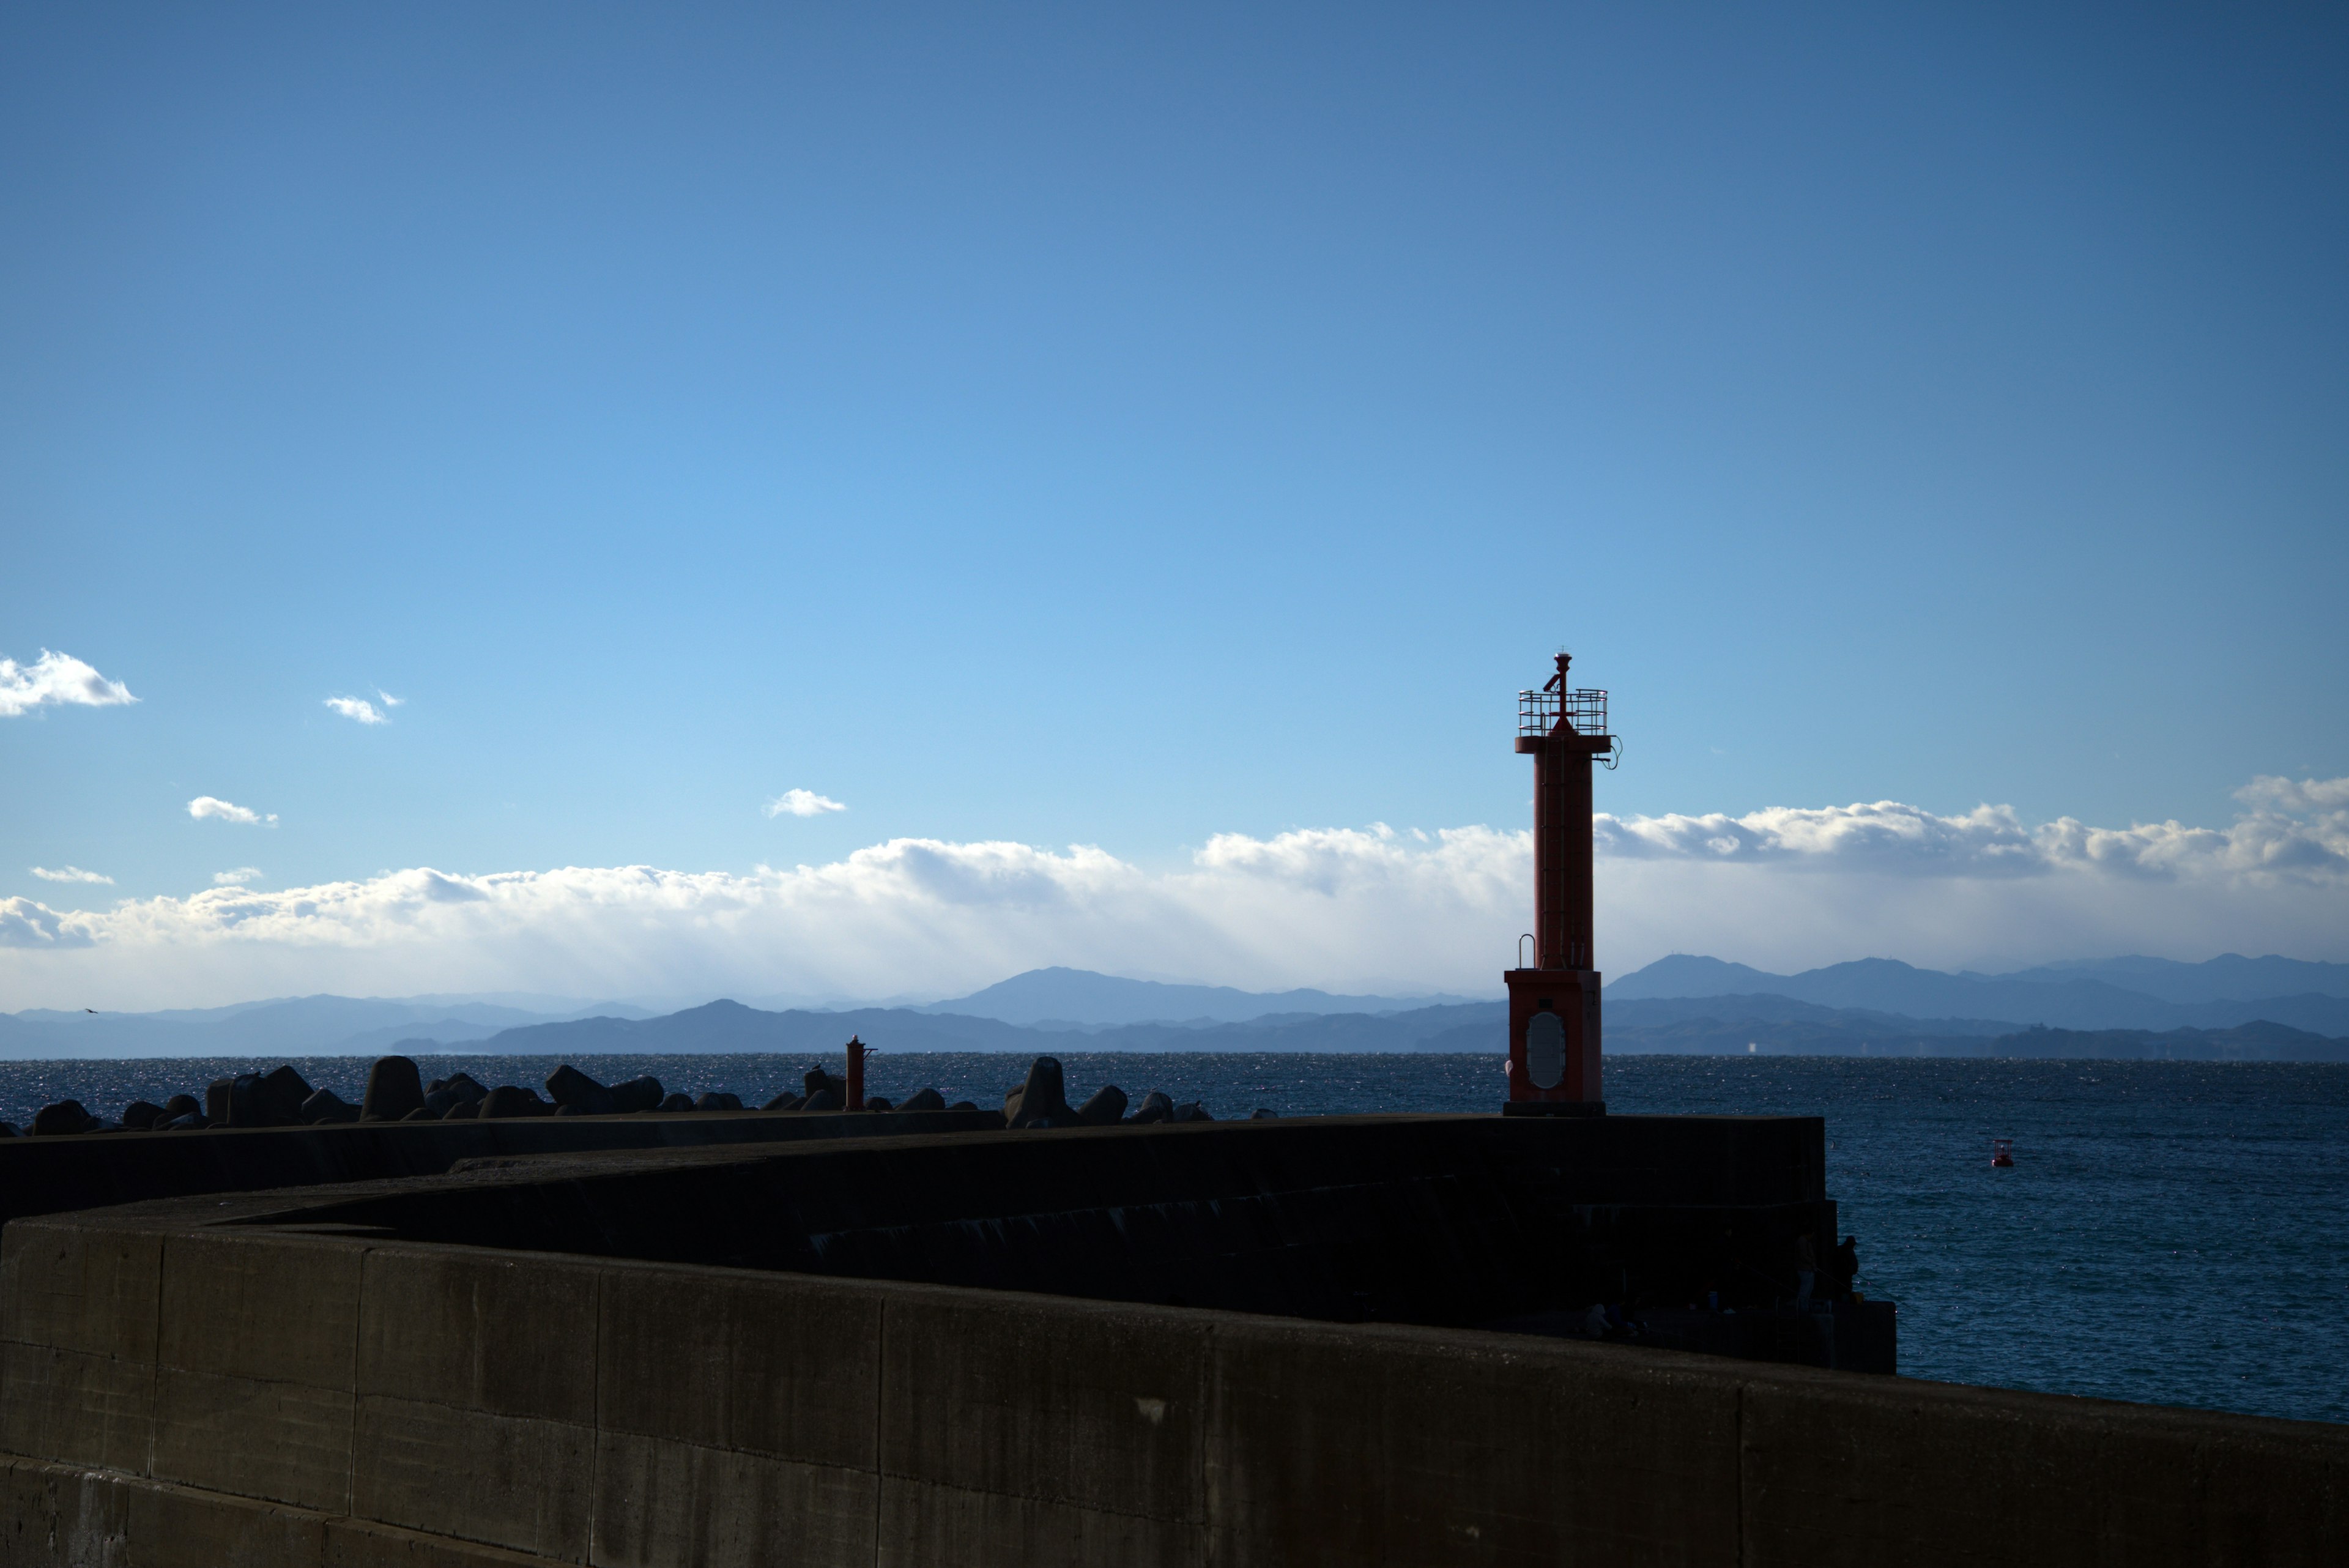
[[1518, 686, 1608, 738]]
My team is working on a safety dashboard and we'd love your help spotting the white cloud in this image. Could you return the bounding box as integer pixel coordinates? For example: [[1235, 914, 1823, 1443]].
[[0, 897, 96, 951], [766, 789, 848, 818], [187, 797, 276, 827], [377, 690, 405, 708], [29, 866, 113, 885], [212, 868, 261, 886], [1, 777, 2340, 1009], [325, 696, 390, 726], [1594, 780, 2349, 882], [0, 650, 136, 718]]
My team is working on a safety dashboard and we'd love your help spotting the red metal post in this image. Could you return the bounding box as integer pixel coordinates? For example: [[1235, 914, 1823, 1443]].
[[1504, 652, 1610, 1115]]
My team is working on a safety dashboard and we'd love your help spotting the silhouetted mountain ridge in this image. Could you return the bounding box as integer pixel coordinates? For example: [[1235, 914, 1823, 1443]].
[[0, 993, 654, 1060], [918, 966, 1475, 1027], [1611, 954, 2349, 1035], [476, 998, 1505, 1057], [8, 960, 2345, 1063], [1996, 953, 2349, 1003]]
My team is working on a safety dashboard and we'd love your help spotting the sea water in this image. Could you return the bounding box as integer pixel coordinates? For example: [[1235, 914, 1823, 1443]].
[[4, 1052, 2343, 1427]]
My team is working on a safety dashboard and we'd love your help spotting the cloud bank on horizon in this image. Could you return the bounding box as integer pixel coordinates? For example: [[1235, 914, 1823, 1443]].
[[1595, 775, 2349, 880], [3, 775, 2343, 1011]]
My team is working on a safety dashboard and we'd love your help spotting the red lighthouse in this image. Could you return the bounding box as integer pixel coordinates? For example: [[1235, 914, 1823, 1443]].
[[1504, 652, 1613, 1115]]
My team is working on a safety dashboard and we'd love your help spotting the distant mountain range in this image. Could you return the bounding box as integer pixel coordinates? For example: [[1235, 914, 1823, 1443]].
[[2, 955, 2342, 1063], [917, 965, 1475, 1027], [1600, 1009, 2348, 1062], [466, 996, 1502, 1060], [0, 993, 654, 1061], [1611, 954, 2349, 1036]]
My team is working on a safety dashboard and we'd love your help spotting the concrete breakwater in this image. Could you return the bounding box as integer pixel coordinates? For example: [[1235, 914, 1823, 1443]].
[[6, 1050, 1207, 1135], [0, 1054, 1214, 1230], [0, 1096, 1001, 1233], [10, 1053, 888, 1135], [220, 1113, 1860, 1336], [0, 1114, 2342, 1566], [1, 1106, 1856, 1336]]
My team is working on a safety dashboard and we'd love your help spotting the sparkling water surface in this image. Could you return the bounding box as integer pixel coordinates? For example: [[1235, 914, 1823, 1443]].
[[5, 1052, 2343, 1427]]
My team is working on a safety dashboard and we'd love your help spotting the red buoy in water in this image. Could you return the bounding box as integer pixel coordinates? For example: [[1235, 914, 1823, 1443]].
[[1991, 1137, 2014, 1169]]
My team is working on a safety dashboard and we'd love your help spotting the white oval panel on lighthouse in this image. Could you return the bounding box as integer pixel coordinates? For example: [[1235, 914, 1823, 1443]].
[[1525, 1011, 1565, 1090]]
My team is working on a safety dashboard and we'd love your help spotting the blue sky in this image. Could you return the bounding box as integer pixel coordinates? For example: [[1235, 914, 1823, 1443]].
[[4, 6, 2345, 1006]]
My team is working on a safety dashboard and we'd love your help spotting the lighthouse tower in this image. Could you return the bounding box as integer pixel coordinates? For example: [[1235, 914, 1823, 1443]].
[[1504, 652, 1612, 1115]]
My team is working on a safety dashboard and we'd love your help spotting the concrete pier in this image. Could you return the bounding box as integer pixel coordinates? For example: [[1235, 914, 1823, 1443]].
[[0, 1104, 998, 1230], [1, 1113, 2340, 1564]]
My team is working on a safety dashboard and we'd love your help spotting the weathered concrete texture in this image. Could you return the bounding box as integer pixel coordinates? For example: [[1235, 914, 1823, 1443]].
[[595, 1263, 878, 1468], [1738, 1370, 2349, 1567], [152, 1228, 363, 1514], [1206, 1315, 1744, 1564], [880, 1291, 1209, 1538], [0, 1105, 1000, 1232], [593, 1429, 874, 1568], [2, 1193, 2344, 1567], [0, 1454, 568, 1566]]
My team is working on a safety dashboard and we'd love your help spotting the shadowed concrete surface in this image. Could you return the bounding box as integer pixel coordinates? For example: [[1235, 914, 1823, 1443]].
[[1, 1118, 2341, 1564], [243, 1115, 1860, 1338], [0, 1105, 1000, 1230]]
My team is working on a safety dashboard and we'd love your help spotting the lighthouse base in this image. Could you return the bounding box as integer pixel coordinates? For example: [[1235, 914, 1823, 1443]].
[[1503, 1099, 1607, 1117], [1503, 965, 1603, 1107]]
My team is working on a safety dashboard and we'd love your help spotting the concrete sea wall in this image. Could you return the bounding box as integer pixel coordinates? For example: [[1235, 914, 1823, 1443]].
[[1, 1202, 2342, 1567], [0, 1104, 999, 1230], [1, 1115, 2343, 1566]]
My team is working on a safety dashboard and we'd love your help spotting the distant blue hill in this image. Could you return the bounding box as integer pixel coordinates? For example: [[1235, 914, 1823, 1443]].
[[1996, 953, 2349, 1004], [9, 959, 2346, 1065], [918, 966, 1477, 1027], [473, 998, 1505, 1057], [0, 993, 654, 1061], [407, 994, 2349, 1063], [1601, 1013, 2349, 1063], [1606, 994, 2013, 1036], [482, 1000, 1041, 1056], [1609, 954, 2349, 1036]]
